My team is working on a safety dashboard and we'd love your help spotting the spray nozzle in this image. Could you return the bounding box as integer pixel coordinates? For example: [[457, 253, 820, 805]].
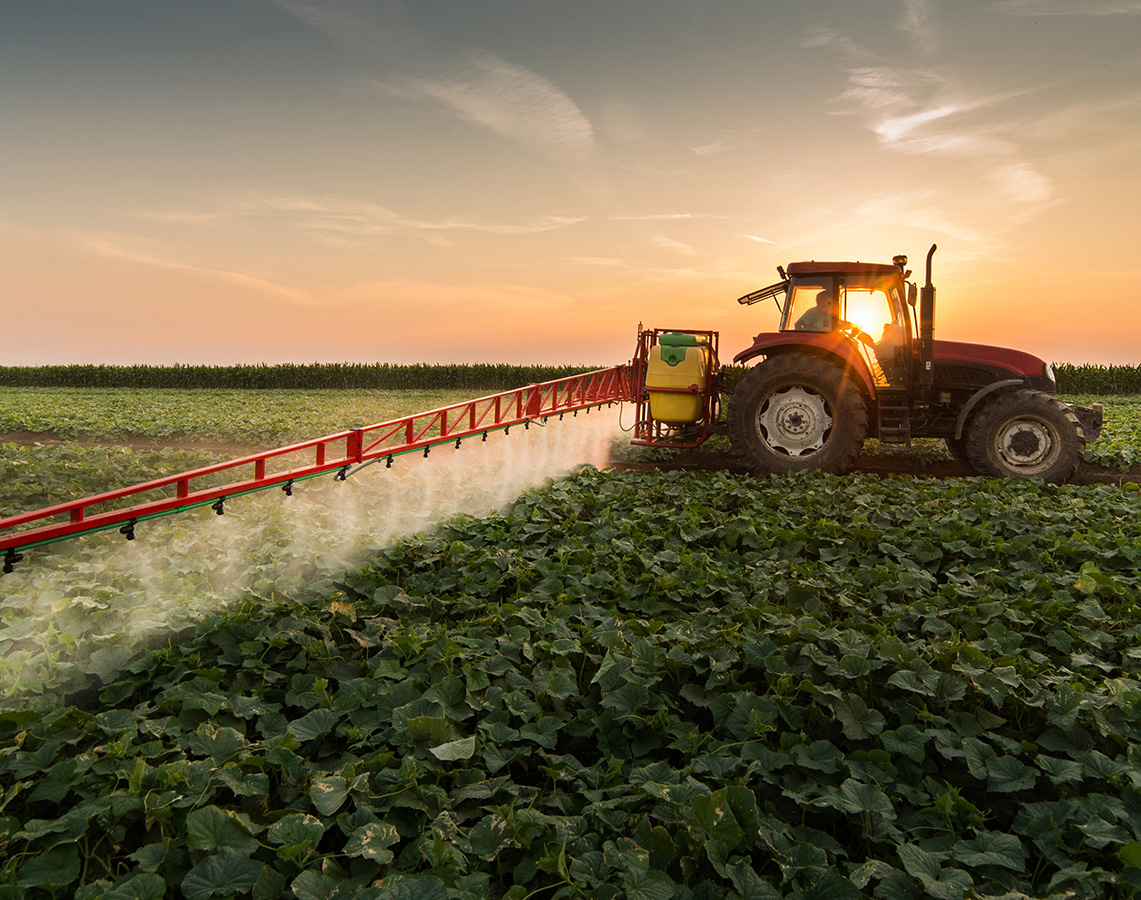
[[386, 456, 394, 468], [335, 466, 350, 481], [455, 438, 461, 449], [212, 498, 226, 515], [282, 480, 294, 496], [2, 549, 22, 574], [119, 518, 137, 541]]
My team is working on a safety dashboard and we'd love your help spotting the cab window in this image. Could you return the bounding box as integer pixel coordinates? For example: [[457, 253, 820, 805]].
[[783, 279, 835, 333]]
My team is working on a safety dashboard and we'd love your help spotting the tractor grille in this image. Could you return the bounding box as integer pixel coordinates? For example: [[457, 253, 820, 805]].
[[934, 364, 994, 389]]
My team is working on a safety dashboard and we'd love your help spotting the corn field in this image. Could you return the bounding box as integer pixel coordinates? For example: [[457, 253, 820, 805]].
[[0, 361, 1137, 393], [1052, 363, 1141, 395], [0, 363, 601, 391]]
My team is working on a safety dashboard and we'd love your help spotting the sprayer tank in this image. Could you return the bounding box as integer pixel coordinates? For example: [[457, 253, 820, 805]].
[[645, 333, 714, 424]]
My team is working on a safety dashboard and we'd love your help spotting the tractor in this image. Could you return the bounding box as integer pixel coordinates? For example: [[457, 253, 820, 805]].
[[633, 244, 1102, 483]]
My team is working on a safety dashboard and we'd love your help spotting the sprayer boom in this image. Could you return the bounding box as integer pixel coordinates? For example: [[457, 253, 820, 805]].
[[0, 365, 635, 570]]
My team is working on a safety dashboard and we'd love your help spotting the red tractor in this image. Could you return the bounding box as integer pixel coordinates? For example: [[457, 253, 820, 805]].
[[634, 245, 1102, 483]]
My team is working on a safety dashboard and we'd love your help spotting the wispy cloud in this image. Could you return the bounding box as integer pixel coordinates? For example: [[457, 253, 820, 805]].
[[267, 0, 410, 54], [808, 21, 1058, 233], [273, 2, 593, 158], [990, 0, 1141, 14], [851, 190, 990, 246], [897, 0, 938, 53], [88, 238, 316, 304], [134, 194, 586, 243], [388, 53, 594, 157]]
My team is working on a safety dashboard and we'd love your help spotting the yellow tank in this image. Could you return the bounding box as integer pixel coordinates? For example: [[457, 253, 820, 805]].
[[645, 333, 714, 424]]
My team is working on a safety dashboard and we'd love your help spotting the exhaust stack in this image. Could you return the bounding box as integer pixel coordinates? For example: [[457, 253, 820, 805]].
[[918, 243, 937, 399]]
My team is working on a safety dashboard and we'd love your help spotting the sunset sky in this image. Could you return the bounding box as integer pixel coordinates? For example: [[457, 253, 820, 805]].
[[2, 0, 1139, 366]]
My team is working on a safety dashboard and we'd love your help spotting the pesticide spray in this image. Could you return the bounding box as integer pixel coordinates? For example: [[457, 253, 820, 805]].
[[0, 411, 625, 703]]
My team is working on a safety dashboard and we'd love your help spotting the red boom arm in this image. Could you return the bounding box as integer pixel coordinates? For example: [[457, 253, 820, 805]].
[[1, 365, 635, 569]]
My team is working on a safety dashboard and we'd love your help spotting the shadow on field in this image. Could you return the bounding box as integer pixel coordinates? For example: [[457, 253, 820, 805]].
[[612, 449, 1140, 487]]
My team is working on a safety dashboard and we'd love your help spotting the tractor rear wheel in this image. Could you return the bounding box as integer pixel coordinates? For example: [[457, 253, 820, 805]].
[[965, 389, 1083, 483], [728, 355, 867, 475]]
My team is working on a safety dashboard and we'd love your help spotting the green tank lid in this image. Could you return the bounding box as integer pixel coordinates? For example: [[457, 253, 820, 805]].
[[658, 332, 701, 365]]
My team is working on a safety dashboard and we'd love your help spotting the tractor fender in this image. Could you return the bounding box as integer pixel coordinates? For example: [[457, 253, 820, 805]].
[[953, 378, 1024, 440], [733, 331, 877, 398]]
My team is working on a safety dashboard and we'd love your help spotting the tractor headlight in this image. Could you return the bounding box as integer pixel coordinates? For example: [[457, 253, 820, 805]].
[[1043, 363, 1056, 389]]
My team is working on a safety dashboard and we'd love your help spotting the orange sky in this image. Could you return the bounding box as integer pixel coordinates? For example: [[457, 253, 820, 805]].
[[2, 1, 1140, 366]]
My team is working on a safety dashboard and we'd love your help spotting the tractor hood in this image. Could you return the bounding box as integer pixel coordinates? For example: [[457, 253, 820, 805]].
[[932, 340, 1049, 379]]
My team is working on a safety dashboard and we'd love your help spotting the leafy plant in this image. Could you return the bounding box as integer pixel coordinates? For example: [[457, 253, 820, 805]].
[[3, 468, 1141, 898]]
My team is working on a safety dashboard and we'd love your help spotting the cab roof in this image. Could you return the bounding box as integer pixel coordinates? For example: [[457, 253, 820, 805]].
[[785, 261, 901, 277]]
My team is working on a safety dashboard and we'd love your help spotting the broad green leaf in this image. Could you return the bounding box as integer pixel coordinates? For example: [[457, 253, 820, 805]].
[[345, 822, 400, 863], [181, 849, 263, 900], [725, 861, 782, 899], [309, 776, 349, 815], [17, 844, 81, 887], [104, 873, 167, 900], [834, 778, 895, 818], [951, 831, 1026, 871], [469, 815, 508, 858], [881, 725, 929, 763], [1037, 755, 1083, 785], [214, 766, 270, 798], [1077, 815, 1129, 849], [622, 866, 677, 900], [690, 792, 744, 851], [898, 844, 973, 900], [268, 813, 324, 853], [540, 663, 579, 699], [186, 805, 258, 855], [406, 714, 454, 744], [290, 869, 339, 900], [832, 693, 886, 739], [190, 724, 247, 762], [519, 717, 560, 749], [1119, 840, 1141, 868], [791, 740, 842, 773], [430, 736, 476, 760], [369, 875, 448, 900], [287, 708, 339, 742], [986, 756, 1037, 793]]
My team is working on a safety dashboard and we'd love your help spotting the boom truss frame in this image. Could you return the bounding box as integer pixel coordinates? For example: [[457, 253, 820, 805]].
[[1, 365, 635, 568]]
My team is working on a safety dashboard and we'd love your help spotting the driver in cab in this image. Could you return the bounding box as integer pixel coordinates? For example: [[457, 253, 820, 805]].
[[795, 290, 838, 332]]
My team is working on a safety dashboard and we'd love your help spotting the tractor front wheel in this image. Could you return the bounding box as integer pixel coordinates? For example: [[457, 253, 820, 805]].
[[728, 355, 867, 475], [965, 389, 1083, 483]]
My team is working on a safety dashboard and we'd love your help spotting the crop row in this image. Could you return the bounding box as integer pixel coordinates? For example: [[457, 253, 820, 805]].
[[0, 387, 476, 446], [1054, 363, 1141, 395], [2, 468, 1141, 897], [0, 361, 1138, 393], [0, 363, 600, 391]]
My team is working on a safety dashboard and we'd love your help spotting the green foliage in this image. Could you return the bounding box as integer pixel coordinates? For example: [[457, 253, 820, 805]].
[[0, 387, 479, 445], [1064, 394, 1141, 472], [1055, 363, 1141, 395], [0, 444, 228, 519], [3, 468, 1141, 897], [0, 363, 599, 391]]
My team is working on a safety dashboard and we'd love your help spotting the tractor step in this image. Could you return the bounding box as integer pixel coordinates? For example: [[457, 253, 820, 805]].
[[876, 390, 912, 446]]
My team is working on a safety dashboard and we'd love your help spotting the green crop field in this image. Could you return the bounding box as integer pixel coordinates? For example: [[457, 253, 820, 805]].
[[1, 386, 1141, 898]]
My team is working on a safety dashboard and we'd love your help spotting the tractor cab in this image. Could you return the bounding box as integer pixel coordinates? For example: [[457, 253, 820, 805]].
[[778, 261, 913, 388]]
